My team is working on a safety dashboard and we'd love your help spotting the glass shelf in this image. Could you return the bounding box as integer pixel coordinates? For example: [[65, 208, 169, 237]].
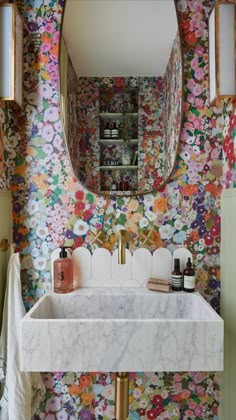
[[99, 112, 138, 119], [99, 165, 138, 170], [98, 139, 138, 145]]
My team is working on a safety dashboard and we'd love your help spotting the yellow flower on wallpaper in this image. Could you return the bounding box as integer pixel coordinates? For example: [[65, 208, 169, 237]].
[[32, 174, 48, 192], [81, 392, 94, 405], [41, 70, 51, 81]]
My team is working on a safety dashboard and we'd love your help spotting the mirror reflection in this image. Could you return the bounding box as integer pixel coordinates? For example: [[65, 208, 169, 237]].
[[60, 0, 183, 196]]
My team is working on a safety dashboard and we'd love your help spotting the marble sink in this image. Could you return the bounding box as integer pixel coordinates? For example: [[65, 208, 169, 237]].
[[20, 288, 223, 372]]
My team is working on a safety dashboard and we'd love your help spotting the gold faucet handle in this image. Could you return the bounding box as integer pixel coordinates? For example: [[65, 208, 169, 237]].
[[90, 230, 107, 246], [139, 230, 156, 248]]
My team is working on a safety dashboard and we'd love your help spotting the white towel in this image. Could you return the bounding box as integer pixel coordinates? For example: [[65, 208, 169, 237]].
[[0, 253, 45, 419]]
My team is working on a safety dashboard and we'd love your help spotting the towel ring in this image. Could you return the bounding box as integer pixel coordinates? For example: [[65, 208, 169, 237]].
[[0, 238, 10, 252]]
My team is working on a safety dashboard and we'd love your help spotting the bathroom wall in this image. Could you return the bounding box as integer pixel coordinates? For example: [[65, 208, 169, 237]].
[[0, 0, 234, 418]]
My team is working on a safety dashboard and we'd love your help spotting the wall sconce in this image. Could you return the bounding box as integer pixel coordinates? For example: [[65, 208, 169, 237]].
[[0, 3, 23, 108], [209, 0, 236, 105]]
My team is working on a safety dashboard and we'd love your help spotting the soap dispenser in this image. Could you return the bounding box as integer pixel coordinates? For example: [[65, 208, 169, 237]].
[[53, 246, 73, 293]]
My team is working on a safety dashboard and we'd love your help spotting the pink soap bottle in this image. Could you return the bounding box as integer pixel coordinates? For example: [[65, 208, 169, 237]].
[[53, 246, 73, 293]]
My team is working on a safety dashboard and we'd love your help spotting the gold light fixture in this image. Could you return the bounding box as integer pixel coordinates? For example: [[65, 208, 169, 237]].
[[209, 0, 236, 105], [0, 3, 23, 107]]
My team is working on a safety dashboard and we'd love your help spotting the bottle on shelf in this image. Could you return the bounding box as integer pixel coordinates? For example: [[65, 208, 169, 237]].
[[183, 258, 195, 292], [104, 122, 111, 139], [120, 175, 129, 191], [111, 122, 119, 139], [171, 258, 183, 291], [122, 143, 131, 166]]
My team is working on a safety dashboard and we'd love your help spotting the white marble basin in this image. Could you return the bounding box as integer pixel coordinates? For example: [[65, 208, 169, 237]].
[[20, 288, 223, 372]]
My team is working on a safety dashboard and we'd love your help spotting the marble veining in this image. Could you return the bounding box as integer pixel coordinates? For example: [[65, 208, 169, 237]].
[[21, 288, 223, 373]]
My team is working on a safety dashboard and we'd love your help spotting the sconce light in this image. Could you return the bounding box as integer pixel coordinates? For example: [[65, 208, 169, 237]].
[[209, 0, 236, 105], [0, 3, 23, 107]]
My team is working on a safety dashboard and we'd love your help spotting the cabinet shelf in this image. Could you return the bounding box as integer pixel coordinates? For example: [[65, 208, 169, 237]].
[[99, 112, 138, 119], [98, 139, 138, 145], [99, 165, 138, 170]]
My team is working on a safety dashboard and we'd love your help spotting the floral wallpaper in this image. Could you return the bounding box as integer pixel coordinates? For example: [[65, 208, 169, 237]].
[[0, 0, 235, 418]]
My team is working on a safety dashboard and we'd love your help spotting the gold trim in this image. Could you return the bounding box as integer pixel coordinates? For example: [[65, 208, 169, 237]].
[[209, 0, 236, 105], [115, 372, 129, 420]]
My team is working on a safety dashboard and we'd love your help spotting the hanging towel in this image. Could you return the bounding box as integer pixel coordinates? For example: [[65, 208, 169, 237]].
[[0, 253, 45, 420]]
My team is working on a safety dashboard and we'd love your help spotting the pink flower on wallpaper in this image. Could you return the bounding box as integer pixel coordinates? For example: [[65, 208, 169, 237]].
[[45, 397, 61, 412], [44, 22, 56, 33], [193, 84, 202, 97], [187, 93, 195, 104], [195, 97, 204, 109], [194, 68, 205, 81], [187, 79, 195, 90], [41, 43, 51, 53]]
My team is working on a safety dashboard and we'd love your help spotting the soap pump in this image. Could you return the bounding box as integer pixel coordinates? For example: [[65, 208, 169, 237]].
[[53, 246, 73, 293]]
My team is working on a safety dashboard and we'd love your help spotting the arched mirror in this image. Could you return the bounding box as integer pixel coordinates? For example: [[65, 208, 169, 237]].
[[60, 0, 183, 196]]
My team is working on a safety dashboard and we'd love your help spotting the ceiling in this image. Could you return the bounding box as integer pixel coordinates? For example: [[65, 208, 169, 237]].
[[62, 0, 178, 77]]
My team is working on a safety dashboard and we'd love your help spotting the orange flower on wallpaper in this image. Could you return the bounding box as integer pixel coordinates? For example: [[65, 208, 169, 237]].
[[205, 183, 222, 197], [37, 54, 50, 65], [80, 375, 92, 389], [153, 197, 168, 213], [182, 184, 198, 196], [51, 44, 58, 55], [68, 384, 83, 396], [188, 229, 199, 243], [81, 392, 94, 405], [152, 230, 163, 248]]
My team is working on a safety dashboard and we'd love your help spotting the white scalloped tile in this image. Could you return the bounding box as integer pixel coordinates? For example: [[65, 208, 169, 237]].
[[132, 248, 152, 286], [51, 248, 72, 290], [72, 247, 92, 287], [91, 248, 112, 286], [152, 248, 172, 280], [173, 248, 193, 273], [103, 249, 132, 287]]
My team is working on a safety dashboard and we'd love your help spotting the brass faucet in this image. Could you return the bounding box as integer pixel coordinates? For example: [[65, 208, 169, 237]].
[[116, 229, 130, 264]]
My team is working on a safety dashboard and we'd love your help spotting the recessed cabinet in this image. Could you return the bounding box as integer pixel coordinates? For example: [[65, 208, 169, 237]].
[[98, 86, 139, 193]]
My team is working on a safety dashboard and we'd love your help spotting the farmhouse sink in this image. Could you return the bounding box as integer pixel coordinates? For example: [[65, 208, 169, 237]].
[[20, 288, 223, 372]]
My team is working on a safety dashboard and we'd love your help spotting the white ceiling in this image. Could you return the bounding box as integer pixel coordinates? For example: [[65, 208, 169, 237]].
[[62, 0, 177, 77]]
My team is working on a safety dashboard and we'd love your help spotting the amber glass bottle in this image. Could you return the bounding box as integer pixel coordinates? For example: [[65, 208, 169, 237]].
[[183, 258, 195, 292], [171, 258, 182, 291]]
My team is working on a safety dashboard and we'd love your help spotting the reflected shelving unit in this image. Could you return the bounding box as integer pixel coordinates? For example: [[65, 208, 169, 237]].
[[98, 86, 139, 193]]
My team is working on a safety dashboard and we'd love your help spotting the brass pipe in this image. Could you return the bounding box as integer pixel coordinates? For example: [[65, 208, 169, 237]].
[[115, 372, 129, 420], [116, 230, 130, 264]]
